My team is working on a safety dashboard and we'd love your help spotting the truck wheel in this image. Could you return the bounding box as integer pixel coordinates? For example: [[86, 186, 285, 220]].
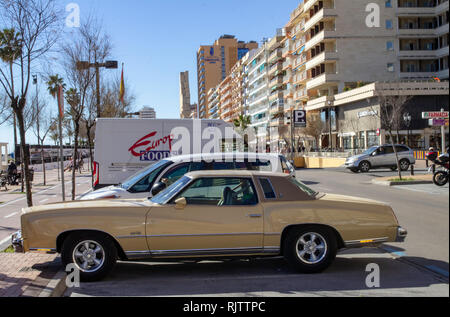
[[284, 226, 337, 274], [61, 232, 117, 282], [359, 161, 371, 173]]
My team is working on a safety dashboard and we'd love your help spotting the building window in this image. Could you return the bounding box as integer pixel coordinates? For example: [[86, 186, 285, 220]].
[[386, 20, 393, 29], [386, 41, 394, 51], [385, 0, 392, 8], [387, 63, 395, 72]]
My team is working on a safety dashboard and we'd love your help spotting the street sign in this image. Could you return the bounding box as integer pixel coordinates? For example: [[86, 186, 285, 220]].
[[429, 118, 450, 127], [422, 111, 449, 119], [293, 110, 307, 128]]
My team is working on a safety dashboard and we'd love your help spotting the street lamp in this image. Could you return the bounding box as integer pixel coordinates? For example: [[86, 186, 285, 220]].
[[403, 112, 412, 147], [328, 100, 333, 152], [76, 60, 118, 118]]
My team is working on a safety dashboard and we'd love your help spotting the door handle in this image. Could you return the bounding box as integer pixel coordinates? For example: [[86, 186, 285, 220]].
[[248, 214, 262, 218]]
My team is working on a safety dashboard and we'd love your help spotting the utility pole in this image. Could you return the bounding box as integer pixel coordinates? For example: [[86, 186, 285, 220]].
[[57, 85, 65, 201], [441, 108, 446, 152]]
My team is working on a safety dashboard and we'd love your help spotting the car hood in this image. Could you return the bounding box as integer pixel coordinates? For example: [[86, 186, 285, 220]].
[[318, 193, 390, 207], [347, 154, 368, 161], [22, 198, 157, 215], [79, 186, 126, 200]]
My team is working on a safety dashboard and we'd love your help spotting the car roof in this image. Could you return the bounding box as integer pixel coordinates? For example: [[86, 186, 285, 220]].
[[184, 170, 289, 178], [168, 152, 282, 163]]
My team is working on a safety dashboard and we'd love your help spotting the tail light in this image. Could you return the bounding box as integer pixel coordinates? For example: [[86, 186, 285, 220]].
[[93, 161, 99, 188]]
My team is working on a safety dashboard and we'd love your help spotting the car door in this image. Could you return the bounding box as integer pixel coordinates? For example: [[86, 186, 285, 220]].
[[146, 177, 264, 256], [369, 147, 386, 167]]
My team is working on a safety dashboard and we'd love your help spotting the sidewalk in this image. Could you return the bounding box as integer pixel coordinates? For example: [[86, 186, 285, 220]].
[[0, 252, 61, 297], [0, 167, 91, 297]]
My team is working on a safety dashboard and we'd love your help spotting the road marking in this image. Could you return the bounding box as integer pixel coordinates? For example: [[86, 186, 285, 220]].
[[4, 212, 18, 219], [0, 235, 12, 246], [381, 246, 407, 257], [39, 199, 49, 203]]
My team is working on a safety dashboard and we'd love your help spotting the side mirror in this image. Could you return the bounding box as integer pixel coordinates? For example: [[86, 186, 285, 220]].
[[151, 182, 167, 196], [174, 197, 187, 209]]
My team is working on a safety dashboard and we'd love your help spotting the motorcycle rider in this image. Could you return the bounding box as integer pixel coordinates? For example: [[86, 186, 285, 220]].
[[7, 160, 18, 185]]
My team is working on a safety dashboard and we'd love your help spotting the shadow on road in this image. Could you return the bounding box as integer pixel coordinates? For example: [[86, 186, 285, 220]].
[[64, 250, 448, 297]]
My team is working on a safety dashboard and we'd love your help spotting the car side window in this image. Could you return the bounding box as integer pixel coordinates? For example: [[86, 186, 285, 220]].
[[384, 146, 394, 154], [129, 163, 171, 193], [259, 178, 276, 199], [395, 146, 409, 153], [173, 177, 258, 206], [161, 163, 190, 186]]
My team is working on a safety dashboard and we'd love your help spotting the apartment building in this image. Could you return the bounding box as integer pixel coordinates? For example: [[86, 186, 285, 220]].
[[196, 35, 258, 119], [139, 106, 156, 119], [207, 88, 220, 119]]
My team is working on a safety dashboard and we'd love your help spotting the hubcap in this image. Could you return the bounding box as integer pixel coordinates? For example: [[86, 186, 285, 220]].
[[401, 161, 409, 170], [73, 240, 105, 273], [296, 232, 328, 265]]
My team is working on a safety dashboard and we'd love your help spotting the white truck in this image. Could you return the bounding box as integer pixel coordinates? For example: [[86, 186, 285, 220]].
[[92, 118, 240, 189]]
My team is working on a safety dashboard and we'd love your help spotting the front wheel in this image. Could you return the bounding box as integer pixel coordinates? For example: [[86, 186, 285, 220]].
[[359, 161, 371, 173], [284, 226, 338, 274], [399, 159, 410, 171], [433, 171, 449, 187], [61, 232, 118, 282]]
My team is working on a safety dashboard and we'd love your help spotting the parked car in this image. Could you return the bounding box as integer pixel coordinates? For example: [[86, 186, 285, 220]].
[[13, 170, 407, 281], [80, 152, 295, 200], [345, 145, 416, 173]]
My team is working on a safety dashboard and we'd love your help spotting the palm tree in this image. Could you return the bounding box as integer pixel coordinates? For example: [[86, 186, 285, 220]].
[[46, 74, 65, 98], [233, 114, 251, 131], [0, 28, 22, 160]]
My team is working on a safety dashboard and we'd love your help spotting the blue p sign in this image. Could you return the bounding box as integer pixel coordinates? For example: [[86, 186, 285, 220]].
[[294, 110, 307, 127]]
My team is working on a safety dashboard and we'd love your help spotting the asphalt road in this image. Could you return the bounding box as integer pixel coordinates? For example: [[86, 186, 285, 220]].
[[63, 167, 449, 297]]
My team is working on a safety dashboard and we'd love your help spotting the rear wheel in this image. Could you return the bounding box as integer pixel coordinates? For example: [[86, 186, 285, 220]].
[[399, 159, 410, 171], [284, 226, 338, 274], [61, 232, 117, 282]]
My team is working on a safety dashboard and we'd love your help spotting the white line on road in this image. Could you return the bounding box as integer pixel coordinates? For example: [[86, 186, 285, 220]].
[[4, 212, 18, 219], [39, 199, 49, 203]]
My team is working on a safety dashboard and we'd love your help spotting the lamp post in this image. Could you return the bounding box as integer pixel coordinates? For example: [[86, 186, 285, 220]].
[[403, 112, 412, 147], [76, 60, 118, 118], [328, 100, 333, 152]]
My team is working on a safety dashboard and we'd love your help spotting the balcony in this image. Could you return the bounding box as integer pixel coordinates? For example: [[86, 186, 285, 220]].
[[306, 72, 340, 90], [268, 49, 283, 63], [268, 62, 283, 76], [305, 95, 335, 111], [304, 8, 337, 33], [305, 30, 336, 52], [293, 71, 308, 84], [305, 51, 338, 70], [282, 59, 292, 71], [269, 76, 283, 88], [398, 48, 447, 58]]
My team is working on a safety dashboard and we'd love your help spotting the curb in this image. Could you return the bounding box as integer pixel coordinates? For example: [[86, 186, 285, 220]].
[[38, 270, 67, 297], [372, 179, 432, 186]]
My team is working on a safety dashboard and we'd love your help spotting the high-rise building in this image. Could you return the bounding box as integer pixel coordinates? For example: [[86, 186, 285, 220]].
[[180, 71, 192, 118], [139, 106, 156, 119], [197, 35, 258, 119]]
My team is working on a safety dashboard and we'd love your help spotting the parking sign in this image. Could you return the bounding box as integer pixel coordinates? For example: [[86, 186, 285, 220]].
[[294, 110, 307, 128]]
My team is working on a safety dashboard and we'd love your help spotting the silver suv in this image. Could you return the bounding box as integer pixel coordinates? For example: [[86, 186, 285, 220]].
[[345, 145, 416, 173]]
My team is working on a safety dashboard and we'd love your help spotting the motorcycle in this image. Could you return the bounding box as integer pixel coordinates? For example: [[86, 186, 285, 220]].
[[432, 153, 449, 187]]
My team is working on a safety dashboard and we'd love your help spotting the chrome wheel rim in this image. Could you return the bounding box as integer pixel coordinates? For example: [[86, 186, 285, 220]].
[[400, 161, 409, 170], [72, 240, 105, 273], [361, 162, 370, 172], [296, 232, 328, 265]]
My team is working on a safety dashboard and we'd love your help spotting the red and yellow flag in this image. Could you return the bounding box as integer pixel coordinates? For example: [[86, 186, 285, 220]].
[[119, 63, 125, 104]]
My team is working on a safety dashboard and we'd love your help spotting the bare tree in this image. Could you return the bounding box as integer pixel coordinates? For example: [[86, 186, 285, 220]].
[[298, 112, 324, 152], [371, 83, 412, 180], [0, 0, 62, 206]]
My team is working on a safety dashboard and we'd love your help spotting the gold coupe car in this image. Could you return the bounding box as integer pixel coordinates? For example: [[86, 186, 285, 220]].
[[13, 170, 407, 281]]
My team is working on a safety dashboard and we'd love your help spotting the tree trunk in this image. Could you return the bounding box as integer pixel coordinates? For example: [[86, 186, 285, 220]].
[[41, 140, 46, 186], [388, 131, 402, 180], [15, 101, 33, 207], [86, 124, 94, 186]]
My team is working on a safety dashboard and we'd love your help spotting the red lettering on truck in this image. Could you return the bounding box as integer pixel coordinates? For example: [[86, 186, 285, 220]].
[[128, 132, 173, 157]]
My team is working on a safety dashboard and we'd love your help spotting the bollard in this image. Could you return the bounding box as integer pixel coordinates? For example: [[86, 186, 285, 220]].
[[410, 164, 414, 176]]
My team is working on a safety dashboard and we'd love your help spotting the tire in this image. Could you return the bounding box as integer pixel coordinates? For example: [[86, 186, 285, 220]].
[[283, 226, 338, 274], [433, 171, 449, 187], [399, 159, 410, 172], [61, 232, 117, 282], [359, 161, 371, 173]]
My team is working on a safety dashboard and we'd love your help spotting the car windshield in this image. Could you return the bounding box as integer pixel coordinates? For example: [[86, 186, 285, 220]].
[[362, 146, 378, 156], [289, 177, 318, 198], [120, 160, 172, 190], [150, 176, 192, 205]]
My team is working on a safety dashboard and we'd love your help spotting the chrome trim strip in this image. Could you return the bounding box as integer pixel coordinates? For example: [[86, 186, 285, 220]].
[[151, 247, 264, 257], [264, 233, 281, 236], [116, 235, 147, 239], [345, 237, 389, 247], [147, 233, 263, 238]]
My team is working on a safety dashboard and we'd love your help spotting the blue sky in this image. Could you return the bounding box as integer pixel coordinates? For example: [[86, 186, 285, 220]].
[[1, 0, 301, 150]]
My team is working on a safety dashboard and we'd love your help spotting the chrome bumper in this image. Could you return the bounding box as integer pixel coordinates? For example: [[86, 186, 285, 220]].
[[396, 227, 408, 243], [11, 230, 24, 253]]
